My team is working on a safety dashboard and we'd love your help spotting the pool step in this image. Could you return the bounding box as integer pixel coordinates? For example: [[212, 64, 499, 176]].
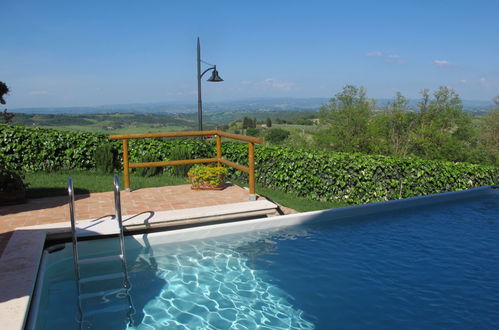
[[83, 302, 131, 317], [80, 272, 127, 294], [79, 288, 127, 301], [79, 254, 123, 265], [80, 272, 125, 284]]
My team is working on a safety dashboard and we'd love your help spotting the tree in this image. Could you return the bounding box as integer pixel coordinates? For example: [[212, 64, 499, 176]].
[[370, 92, 416, 156], [411, 86, 474, 161], [317, 85, 375, 153], [266, 118, 272, 128], [478, 96, 499, 165], [0, 81, 9, 104], [242, 117, 252, 129], [0, 81, 14, 124]]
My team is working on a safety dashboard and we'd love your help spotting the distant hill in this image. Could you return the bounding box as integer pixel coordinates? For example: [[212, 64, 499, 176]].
[[10, 97, 496, 114]]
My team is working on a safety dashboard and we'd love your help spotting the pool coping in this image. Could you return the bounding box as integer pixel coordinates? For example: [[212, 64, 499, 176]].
[[0, 186, 496, 330]]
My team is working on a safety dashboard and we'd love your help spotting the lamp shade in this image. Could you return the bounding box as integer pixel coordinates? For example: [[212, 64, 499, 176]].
[[207, 67, 223, 82]]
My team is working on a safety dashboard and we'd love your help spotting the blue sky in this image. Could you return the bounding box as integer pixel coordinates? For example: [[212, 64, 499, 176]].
[[1, 0, 498, 108]]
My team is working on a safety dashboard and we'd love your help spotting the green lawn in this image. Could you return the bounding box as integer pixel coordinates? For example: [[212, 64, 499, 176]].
[[25, 170, 347, 212], [232, 181, 348, 212], [25, 170, 188, 199]]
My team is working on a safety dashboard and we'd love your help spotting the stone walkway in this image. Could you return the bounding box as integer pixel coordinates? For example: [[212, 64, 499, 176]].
[[0, 184, 254, 257]]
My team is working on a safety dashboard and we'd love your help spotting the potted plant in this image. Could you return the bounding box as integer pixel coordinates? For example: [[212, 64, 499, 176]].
[[0, 164, 27, 205], [188, 164, 228, 190]]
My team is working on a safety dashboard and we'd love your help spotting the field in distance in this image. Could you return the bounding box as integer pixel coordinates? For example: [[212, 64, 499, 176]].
[[11, 110, 314, 134]]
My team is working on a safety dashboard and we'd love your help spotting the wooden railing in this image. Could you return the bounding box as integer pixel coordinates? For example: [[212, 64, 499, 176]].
[[109, 130, 263, 194]]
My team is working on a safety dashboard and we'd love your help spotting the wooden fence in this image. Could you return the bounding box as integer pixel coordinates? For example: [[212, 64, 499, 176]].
[[109, 130, 263, 194]]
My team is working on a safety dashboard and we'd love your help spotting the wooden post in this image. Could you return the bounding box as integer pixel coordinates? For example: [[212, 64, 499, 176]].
[[216, 135, 222, 167], [248, 142, 255, 196], [122, 139, 130, 191]]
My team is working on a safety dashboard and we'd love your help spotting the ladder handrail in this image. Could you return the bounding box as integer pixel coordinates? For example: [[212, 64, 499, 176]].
[[69, 176, 134, 326], [113, 174, 128, 282], [68, 178, 83, 324], [113, 175, 136, 324]]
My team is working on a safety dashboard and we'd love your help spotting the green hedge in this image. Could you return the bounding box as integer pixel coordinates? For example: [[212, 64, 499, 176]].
[[221, 143, 498, 204], [1, 124, 497, 204], [0, 125, 213, 172], [0, 125, 108, 171]]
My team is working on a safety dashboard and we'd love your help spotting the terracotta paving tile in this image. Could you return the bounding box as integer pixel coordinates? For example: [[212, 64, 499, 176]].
[[0, 184, 252, 257]]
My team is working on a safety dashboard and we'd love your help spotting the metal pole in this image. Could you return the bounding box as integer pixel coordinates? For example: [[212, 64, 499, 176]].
[[197, 37, 203, 131]]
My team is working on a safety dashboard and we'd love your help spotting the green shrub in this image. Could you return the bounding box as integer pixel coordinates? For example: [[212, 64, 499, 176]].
[[246, 128, 260, 137], [266, 128, 290, 144], [169, 144, 192, 177], [135, 154, 164, 177], [221, 142, 498, 204], [94, 143, 116, 174], [0, 163, 26, 193], [0, 124, 109, 171]]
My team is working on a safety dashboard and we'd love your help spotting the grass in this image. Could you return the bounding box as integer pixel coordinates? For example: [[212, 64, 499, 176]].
[[25, 170, 347, 212], [25, 170, 188, 199], [233, 181, 348, 212]]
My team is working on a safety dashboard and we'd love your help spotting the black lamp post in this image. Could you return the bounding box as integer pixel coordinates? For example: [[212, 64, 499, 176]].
[[197, 37, 223, 131]]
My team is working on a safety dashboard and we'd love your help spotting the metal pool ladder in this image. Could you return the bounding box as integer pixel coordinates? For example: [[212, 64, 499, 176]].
[[68, 175, 134, 328]]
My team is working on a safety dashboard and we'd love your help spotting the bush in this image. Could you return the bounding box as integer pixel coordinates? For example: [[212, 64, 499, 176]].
[[135, 154, 164, 177], [221, 142, 498, 204], [169, 144, 192, 177], [0, 164, 26, 193], [246, 128, 259, 137], [266, 128, 290, 144], [0, 124, 109, 171], [94, 143, 116, 174]]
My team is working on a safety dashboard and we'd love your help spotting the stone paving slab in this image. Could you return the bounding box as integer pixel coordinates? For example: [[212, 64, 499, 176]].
[[0, 184, 254, 257]]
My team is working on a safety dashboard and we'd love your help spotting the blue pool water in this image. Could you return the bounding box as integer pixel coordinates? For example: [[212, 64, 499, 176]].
[[33, 191, 499, 329]]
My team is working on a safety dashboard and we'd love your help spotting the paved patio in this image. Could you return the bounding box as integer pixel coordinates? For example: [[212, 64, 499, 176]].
[[0, 184, 256, 257]]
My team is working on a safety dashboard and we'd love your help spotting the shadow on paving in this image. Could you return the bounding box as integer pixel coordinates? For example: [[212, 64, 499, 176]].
[[0, 188, 90, 216], [0, 231, 13, 258]]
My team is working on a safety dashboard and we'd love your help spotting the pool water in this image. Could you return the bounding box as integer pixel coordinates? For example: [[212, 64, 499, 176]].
[[33, 192, 499, 329]]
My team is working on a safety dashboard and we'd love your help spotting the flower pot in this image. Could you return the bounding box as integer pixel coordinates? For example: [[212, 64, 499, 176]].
[[187, 165, 229, 191], [188, 174, 226, 190]]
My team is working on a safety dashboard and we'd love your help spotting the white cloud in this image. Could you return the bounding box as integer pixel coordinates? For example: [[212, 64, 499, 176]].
[[479, 77, 491, 88], [365, 50, 383, 57], [365, 50, 405, 64], [434, 60, 451, 67], [241, 78, 295, 91], [459, 79, 467, 84], [260, 78, 294, 91]]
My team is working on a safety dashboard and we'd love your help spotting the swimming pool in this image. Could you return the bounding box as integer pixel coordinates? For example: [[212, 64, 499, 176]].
[[29, 187, 499, 329]]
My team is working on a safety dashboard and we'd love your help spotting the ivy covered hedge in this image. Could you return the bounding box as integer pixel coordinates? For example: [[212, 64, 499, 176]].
[[221, 143, 498, 204], [0, 125, 213, 172], [1, 124, 497, 204]]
